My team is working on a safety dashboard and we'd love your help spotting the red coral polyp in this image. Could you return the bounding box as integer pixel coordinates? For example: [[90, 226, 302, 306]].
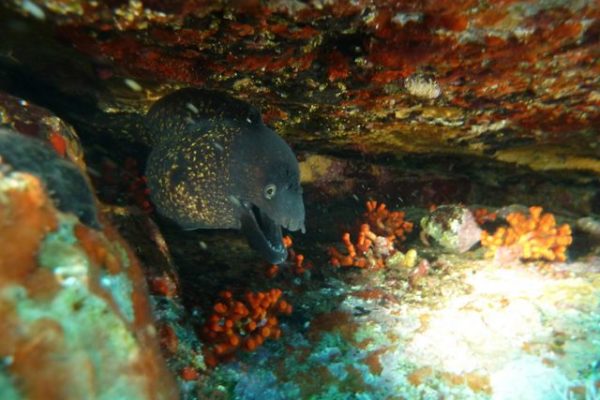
[[201, 289, 292, 367]]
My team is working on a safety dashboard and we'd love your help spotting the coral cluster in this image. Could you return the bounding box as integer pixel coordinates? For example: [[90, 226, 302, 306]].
[[364, 200, 414, 241], [201, 289, 293, 367], [329, 223, 394, 269], [329, 201, 413, 269], [266, 235, 311, 277], [481, 206, 572, 262], [284, 236, 312, 275], [473, 207, 497, 226]]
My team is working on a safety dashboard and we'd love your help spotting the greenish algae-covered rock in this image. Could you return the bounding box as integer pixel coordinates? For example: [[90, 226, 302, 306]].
[[420, 205, 482, 253], [0, 170, 178, 400]]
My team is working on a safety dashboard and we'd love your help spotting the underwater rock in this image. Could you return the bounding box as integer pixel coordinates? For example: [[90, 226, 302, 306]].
[[387, 248, 418, 269], [0, 128, 100, 229], [420, 205, 482, 253], [0, 169, 178, 399], [576, 217, 600, 237], [0, 91, 87, 171], [4, 0, 598, 174], [481, 206, 572, 263], [0, 89, 211, 390]]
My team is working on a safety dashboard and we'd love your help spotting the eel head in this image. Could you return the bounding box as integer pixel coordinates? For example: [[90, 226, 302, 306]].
[[232, 129, 305, 264]]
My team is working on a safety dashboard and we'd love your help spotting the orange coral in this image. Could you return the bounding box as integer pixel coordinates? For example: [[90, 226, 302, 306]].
[[329, 201, 412, 269], [364, 200, 413, 242], [265, 235, 311, 277], [48, 132, 67, 158], [473, 208, 497, 225], [201, 289, 292, 367], [284, 235, 312, 275], [149, 275, 178, 297], [180, 366, 199, 381], [328, 224, 391, 269], [481, 206, 572, 262], [265, 264, 279, 278], [282, 235, 293, 249]]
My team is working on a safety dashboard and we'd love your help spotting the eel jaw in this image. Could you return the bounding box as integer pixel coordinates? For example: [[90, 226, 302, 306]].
[[239, 201, 288, 264]]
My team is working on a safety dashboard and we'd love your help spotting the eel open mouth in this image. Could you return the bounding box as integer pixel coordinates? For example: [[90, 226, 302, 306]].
[[239, 202, 288, 264]]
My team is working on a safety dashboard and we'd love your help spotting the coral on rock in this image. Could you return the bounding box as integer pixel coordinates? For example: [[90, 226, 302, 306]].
[[265, 235, 311, 277], [0, 92, 87, 171], [0, 170, 177, 400], [329, 223, 394, 269], [4, 0, 598, 174], [481, 206, 573, 262], [201, 289, 292, 367], [364, 200, 414, 242], [473, 208, 497, 226], [329, 201, 416, 269]]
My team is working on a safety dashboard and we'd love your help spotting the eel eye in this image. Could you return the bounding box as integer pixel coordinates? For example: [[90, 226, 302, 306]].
[[264, 184, 277, 200]]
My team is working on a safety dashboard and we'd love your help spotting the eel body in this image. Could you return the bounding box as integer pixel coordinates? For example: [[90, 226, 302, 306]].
[[0, 128, 100, 229], [144, 88, 305, 264]]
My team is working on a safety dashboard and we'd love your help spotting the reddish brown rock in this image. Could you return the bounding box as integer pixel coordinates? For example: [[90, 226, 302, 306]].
[[0, 170, 178, 400], [2, 1, 599, 174]]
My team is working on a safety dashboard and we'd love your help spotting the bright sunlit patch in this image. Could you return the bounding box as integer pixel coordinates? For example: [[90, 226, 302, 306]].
[[403, 267, 552, 372], [491, 357, 571, 400], [394, 263, 600, 397], [466, 267, 549, 297]]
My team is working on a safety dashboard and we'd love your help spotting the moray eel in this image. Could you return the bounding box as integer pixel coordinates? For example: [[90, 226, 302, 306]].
[[144, 88, 305, 264], [0, 128, 100, 229]]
